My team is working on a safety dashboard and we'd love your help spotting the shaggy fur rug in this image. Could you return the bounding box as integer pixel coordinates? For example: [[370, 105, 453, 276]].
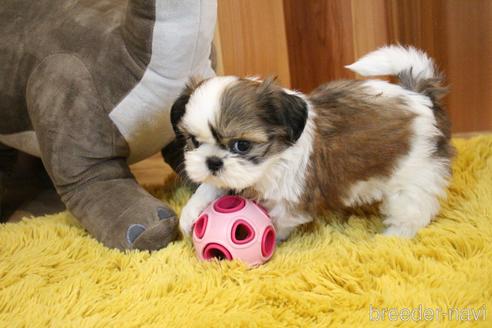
[[1, 137, 491, 327]]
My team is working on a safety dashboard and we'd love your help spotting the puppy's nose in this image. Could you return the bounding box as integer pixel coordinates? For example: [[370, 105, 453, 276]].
[[206, 156, 223, 172]]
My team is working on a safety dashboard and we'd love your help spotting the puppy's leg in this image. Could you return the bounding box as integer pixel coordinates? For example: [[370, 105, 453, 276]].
[[269, 203, 311, 241], [180, 183, 224, 236], [381, 187, 441, 238], [275, 224, 299, 242]]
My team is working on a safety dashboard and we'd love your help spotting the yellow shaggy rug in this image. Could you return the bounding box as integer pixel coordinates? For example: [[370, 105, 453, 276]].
[[1, 137, 491, 327]]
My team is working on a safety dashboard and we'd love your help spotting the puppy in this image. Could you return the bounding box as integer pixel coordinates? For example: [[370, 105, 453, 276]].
[[170, 46, 454, 240]]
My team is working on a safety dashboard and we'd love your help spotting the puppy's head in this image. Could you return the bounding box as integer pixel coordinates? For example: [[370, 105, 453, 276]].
[[170, 76, 308, 190]]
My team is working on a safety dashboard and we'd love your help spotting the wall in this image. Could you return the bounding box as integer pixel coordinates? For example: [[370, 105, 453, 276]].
[[216, 0, 291, 87], [215, 0, 492, 133]]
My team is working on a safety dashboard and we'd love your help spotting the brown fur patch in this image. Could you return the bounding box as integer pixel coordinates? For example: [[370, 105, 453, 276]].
[[218, 79, 273, 144], [213, 78, 308, 163], [300, 80, 416, 214], [398, 70, 454, 161]]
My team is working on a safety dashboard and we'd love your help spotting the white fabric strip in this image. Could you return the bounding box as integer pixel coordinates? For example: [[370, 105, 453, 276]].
[[110, 0, 217, 163]]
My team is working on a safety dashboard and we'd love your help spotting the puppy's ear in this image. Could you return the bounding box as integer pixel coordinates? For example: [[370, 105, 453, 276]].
[[165, 77, 204, 179], [277, 91, 308, 143], [170, 76, 205, 133], [170, 93, 190, 134], [257, 77, 308, 143]]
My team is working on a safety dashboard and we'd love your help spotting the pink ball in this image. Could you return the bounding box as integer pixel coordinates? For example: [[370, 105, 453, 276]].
[[192, 195, 276, 267]]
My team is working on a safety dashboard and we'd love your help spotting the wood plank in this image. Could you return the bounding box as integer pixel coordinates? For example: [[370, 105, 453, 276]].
[[283, 0, 355, 92], [217, 0, 291, 87], [386, 0, 492, 133], [445, 0, 492, 132], [212, 25, 224, 75], [130, 153, 173, 186], [351, 0, 389, 59]]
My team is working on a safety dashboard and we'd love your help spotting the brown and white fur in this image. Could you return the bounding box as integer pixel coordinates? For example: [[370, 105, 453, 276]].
[[170, 46, 454, 241]]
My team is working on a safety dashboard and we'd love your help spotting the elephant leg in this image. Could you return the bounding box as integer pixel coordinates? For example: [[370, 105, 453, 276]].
[[26, 54, 178, 250]]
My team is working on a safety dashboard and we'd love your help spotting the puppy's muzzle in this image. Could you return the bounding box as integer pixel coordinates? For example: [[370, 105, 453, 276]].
[[206, 156, 223, 173]]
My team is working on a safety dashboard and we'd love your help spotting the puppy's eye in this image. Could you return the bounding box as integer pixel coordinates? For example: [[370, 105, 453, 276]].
[[230, 140, 252, 154], [190, 135, 200, 148]]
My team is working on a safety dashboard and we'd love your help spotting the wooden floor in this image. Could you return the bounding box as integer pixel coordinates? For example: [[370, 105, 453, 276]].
[[129, 153, 174, 186]]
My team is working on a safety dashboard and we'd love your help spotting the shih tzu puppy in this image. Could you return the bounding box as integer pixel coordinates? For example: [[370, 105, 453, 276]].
[[170, 45, 453, 241]]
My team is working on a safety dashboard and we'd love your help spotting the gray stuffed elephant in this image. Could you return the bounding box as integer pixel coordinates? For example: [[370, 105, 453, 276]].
[[0, 0, 216, 250]]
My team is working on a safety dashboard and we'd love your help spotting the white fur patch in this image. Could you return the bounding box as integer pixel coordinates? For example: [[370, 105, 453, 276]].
[[109, 0, 217, 164], [181, 76, 239, 145], [184, 140, 270, 190], [346, 45, 435, 80], [342, 177, 387, 207], [179, 183, 225, 236]]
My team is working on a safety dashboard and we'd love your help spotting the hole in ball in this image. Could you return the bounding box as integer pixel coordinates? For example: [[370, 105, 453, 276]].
[[203, 243, 233, 261], [209, 249, 226, 260], [231, 220, 255, 244], [214, 195, 246, 213], [261, 226, 276, 258], [193, 214, 208, 239], [235, 224, 250, 240]]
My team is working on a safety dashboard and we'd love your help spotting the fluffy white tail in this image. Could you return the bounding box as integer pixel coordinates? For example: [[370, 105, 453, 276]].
[[346, 45, 436, 80]]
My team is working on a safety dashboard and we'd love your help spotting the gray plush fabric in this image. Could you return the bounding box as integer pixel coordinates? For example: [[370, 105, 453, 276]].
[[0, 0, 216, 250]]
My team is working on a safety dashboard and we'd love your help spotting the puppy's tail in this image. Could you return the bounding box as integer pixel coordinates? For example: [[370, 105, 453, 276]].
[[346, 45, 447, 103]]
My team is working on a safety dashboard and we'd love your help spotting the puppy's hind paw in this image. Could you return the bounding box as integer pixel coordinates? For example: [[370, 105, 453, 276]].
[[383, 225, 418, 238]]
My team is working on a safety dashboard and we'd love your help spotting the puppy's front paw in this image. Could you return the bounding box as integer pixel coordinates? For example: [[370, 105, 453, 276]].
[[179, 202, 205, 237]]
